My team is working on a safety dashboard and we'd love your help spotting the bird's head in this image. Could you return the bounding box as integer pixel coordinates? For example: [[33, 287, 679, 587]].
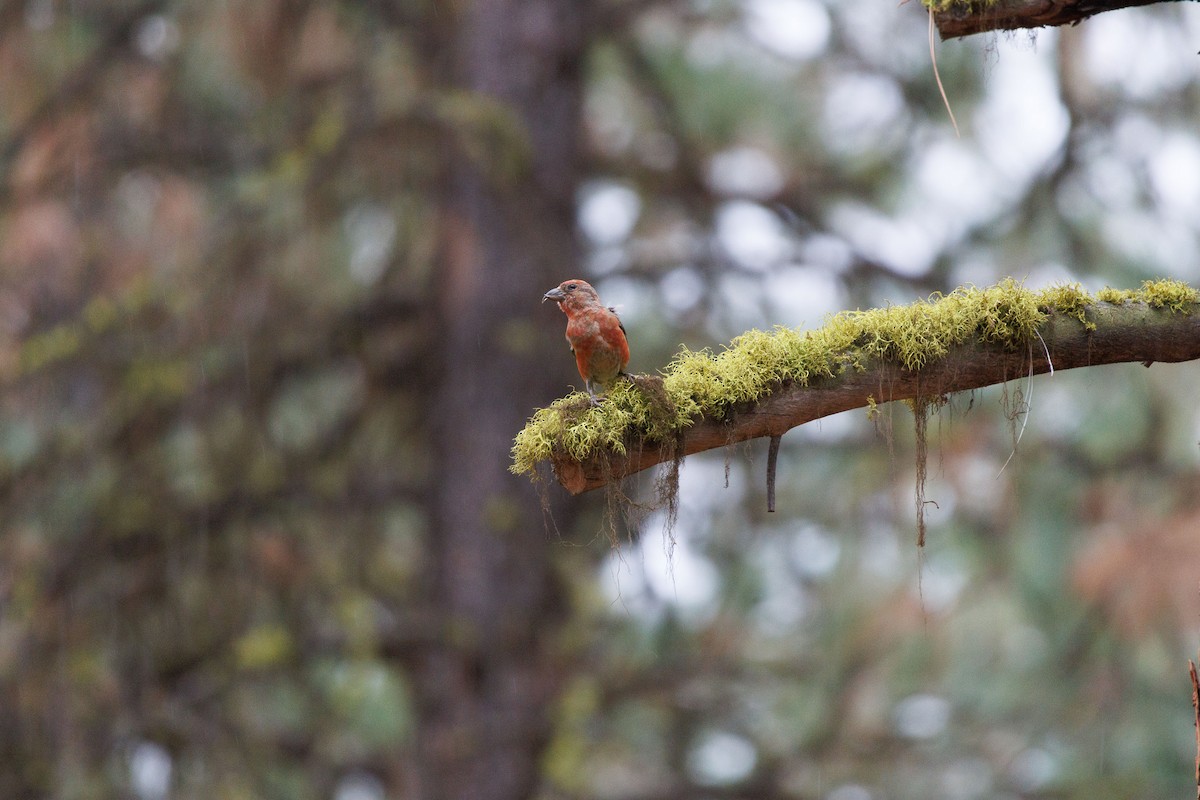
[[542, 279, 598, 310]]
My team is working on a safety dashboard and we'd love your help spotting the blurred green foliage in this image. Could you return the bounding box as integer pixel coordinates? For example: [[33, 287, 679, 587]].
[[2, 1, 1200, 799]]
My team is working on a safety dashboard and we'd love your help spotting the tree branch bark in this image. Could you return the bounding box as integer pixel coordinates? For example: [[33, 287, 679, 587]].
[[553, 302, 1200, 494], [932, 0, 1190, 40]]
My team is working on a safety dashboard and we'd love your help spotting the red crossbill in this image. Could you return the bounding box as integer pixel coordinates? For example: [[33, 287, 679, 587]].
[[543, 279, 630, 404]]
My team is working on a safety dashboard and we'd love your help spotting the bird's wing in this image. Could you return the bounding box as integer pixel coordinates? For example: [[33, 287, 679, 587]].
[[607, 306, 626, 337]]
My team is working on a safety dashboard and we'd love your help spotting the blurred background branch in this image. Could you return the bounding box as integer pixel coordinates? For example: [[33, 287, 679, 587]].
[[933, 0, 1183, 39]]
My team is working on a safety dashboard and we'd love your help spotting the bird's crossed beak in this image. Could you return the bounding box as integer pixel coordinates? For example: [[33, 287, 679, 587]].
[[542, 287, 566, 304]]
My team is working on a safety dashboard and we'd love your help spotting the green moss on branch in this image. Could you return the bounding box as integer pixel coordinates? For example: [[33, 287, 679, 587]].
[[510, 279, 1197, 477]]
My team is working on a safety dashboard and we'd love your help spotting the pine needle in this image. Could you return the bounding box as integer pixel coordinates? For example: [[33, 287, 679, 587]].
[[929, 5, 960, 136]]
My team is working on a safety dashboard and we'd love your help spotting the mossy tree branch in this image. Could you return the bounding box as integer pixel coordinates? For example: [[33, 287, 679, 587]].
[[512, 281, 1200, 496], [555, 301, 1200, 493], [929, 0, 1181, 40]]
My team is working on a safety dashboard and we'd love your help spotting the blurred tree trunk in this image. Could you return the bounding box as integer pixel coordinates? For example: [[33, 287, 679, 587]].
[[417, 1, 591, 798]]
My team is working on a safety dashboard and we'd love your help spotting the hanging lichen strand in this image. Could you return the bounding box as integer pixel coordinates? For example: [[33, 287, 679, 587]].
[[510, 278, 1199, 478]]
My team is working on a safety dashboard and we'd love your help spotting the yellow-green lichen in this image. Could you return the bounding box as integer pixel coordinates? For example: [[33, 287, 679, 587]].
[[510, 278, 1197, 476], [1036, 282, 1094, 329], [1097, 278, 1199, 313], [865, 394, 879, 422]]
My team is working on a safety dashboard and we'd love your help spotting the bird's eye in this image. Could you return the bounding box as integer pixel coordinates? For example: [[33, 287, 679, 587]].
[[567, 283, 578, 291]]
